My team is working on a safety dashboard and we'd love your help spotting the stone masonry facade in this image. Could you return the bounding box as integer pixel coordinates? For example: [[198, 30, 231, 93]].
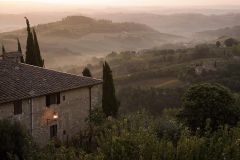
[[0, 85, 101, 146]]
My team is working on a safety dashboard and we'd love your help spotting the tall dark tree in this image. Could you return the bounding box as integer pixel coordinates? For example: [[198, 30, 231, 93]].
[[102, 61, 119, 117], [25, 17, 36, 65], [216, 41, 221, 48], [33, 28, 44, 67], [17, 38, 22, 53], [17, 38, 24, 63], [82, 67, 92, 77], [2, 45, 5, 55]]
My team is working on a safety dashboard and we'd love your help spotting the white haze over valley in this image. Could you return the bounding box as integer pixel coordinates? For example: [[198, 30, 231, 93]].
[[1, 1, 240, 68]]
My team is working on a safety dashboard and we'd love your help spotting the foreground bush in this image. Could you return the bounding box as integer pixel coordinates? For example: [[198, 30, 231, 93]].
[[93, 112, 240, 160], [0, 119, 34, 160], [5, 110, 239, 160]]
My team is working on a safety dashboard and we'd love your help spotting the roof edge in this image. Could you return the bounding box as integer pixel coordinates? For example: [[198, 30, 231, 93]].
[[0, 81, 102, 105], [20, 62, 102, 82]]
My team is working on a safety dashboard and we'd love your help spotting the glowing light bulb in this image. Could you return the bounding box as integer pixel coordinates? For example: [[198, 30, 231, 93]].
[[53, 113, 58, 119]]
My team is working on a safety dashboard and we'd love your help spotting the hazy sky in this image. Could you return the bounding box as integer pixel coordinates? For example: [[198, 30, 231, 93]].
[[1, 0, 240, 6]]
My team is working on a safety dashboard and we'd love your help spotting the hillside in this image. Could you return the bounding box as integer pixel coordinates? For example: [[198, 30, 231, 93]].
[[94, 13, 240, 36], [61, 43, 240, 113], [0, 13, 69, 33], [196, 25, 240, 40], [0, 16, 183, 67]]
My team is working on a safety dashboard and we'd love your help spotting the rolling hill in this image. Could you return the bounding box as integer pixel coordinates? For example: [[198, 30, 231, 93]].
[[94, 13, 240, 36], [61, 43, 240, 113], [195, 25, 240, 40], [0, 13, 69, 33], [0, 16, 183, 67]]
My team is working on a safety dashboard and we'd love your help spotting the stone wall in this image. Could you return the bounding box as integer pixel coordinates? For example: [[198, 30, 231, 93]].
[[0, 85, 101, 146]]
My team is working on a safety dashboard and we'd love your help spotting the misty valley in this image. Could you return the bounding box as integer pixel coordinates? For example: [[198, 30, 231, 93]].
[[1, 3, 240, 160]]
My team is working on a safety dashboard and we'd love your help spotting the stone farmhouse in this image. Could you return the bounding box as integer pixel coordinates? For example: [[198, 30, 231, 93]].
[[0, 54, 102, 146], [1, 51, 23, 63], [1, 42, 24, 63]]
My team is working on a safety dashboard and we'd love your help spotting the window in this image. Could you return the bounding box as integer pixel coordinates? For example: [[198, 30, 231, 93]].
[[50, 124, 57, 138], [46, 93, 60, 107], [14, 100, 22, 115]]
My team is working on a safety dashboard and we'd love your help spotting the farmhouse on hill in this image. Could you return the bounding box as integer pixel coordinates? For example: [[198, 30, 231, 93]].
[[0, 57, 102, 146], [1, 41, 24, 63]]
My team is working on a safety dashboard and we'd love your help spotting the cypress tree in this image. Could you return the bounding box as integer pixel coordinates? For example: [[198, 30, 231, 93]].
[[82, 67, 92, 77], [2, 45, 5, 55], [24, 18, 44, 67], [17, 38, 24, 63], [17, 38, 22, 53], [102, 61, 119, 117], [33, 28, 44, 67], [25, 17, 35, 65]]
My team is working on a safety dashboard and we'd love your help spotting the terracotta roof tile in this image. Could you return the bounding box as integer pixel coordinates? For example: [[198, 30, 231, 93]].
[[0, 60, 102, 104]]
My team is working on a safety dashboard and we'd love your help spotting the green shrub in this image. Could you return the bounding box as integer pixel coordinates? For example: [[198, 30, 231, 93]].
[[178, 83, 240, 132], [92, 110, 240, 160], [0, 119, 33, 160]]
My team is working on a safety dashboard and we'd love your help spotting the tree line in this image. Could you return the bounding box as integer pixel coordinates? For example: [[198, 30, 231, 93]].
[[1, 18, 44, 67]]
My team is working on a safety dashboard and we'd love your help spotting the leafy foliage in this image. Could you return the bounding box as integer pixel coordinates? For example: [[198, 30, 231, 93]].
[[192, 44, 210, 59], [178, 83, 240, 132], [87, 107, 106, 126], [82, 67, 92, 77], [5, 108, 240, 160], [118, 87, 184, 114], [92, 111, 240, 160], [0, 120, 34, 160], [224, 38, 239, 47], [96, 111, 158, 160]]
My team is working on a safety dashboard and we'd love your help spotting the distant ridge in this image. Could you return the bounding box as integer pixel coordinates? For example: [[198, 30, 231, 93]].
[[0, 15, 183, 67], [30, 16, 180, 38], [95, 13, 240, 35], [196, 25, 240, 40]]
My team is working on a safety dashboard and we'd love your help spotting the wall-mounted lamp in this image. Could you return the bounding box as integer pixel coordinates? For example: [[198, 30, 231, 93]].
[[47, 112, 58, 125], [53, 112, 58, 120]]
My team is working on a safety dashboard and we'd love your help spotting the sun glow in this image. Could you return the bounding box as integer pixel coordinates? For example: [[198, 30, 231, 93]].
[[1, 0, 240, 6]]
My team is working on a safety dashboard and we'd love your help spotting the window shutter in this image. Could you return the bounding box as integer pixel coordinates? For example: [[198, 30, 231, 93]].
[[46, 95, 50, 107], [50, 126, 54, 138], [14, 100, 22, 115], [57, 93, 60, 104], [55, 125, 58, 137], [50, 125, 57, 138]]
